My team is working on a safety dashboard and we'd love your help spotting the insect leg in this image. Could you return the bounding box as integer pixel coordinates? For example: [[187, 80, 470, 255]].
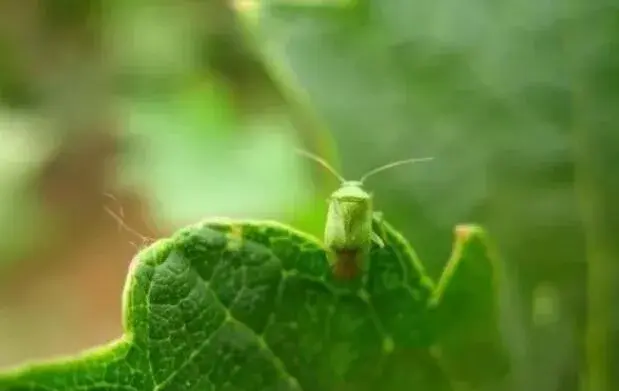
[[371, 231, 385, 248], [371, 211, 387, 248]]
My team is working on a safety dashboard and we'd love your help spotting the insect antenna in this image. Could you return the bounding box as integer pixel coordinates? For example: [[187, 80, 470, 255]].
[[104, 193, 153, 246], [360, 157, 434, 183], [295, 148, 346, 183]]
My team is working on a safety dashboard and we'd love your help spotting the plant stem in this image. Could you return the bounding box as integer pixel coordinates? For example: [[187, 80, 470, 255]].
[[572, 99, 618, 391]]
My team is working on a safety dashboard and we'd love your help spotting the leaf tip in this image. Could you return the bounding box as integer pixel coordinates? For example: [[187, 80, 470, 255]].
[[454, 224, 485, 243]]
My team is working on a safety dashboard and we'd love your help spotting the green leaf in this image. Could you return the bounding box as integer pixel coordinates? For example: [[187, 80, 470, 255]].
[[0, 218, 504, 391], [430, 225, 510, 389]]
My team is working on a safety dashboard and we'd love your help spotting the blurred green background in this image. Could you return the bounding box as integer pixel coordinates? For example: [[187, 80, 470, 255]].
[[0, 0, 617, 390]]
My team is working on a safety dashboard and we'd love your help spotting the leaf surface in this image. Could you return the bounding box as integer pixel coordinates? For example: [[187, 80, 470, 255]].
[[0, 218, 500, 391]]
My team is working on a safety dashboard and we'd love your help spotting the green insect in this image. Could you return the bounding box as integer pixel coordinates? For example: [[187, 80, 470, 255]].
[[297, 149, 433, 280]]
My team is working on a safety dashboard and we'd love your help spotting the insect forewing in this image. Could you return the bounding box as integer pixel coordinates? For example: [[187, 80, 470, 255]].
[[324, 198, 347, 249]]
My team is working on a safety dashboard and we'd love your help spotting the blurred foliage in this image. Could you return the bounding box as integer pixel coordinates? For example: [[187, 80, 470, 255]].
[[0, 111, 65, 263], [107, 0, 315, 227]]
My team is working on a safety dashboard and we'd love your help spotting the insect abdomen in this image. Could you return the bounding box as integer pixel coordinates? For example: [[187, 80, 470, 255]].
[[332, 249, 362, 280]]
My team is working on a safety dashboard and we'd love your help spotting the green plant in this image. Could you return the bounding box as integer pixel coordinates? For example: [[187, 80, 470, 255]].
[[0, 217, 508, 391]]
